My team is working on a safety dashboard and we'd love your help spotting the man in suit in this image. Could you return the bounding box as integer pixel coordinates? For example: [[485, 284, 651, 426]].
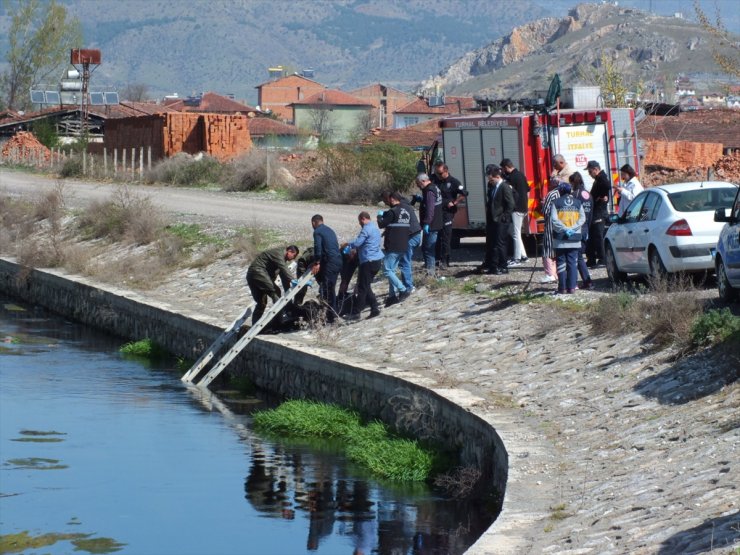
[[484, 164, 515, 275]]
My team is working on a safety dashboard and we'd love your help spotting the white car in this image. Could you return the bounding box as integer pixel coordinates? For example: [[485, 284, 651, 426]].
[[713, 185, 740, 301], [604, 181, 739, 284]]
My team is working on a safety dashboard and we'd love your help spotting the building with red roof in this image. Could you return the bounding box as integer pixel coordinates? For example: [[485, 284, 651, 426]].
[[291, 89, 373, 143], [393, 96, 478, 128], [255, 74, 327, 122]]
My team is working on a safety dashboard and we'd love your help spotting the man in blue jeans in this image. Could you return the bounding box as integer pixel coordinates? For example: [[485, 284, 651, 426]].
[[342, 211, 384, 320], [378, 192, 411, 306], [416, 173, 443, 276], [382, 190, 421, 294]]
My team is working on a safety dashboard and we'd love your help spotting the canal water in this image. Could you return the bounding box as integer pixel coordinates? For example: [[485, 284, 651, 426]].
[[0, 298, 495, 554]]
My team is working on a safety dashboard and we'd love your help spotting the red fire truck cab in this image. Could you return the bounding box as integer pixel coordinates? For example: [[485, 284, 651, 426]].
[[427, 108, 640, 247]]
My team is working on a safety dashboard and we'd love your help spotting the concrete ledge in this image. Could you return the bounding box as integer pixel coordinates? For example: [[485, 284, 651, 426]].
[[0, 258, 541, 554]]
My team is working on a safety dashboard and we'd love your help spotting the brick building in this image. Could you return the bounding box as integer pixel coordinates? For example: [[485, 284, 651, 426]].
[[348, 83, 415, 129], [255, 75, 326, 122], [164, 92, 258, 114]]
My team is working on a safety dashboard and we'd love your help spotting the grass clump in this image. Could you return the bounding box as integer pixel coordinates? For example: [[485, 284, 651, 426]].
[[223, 150, 294, 192], [77, 187, 163, 245], [119, 338, 167, 360], [144, 153, 223, 187], [252, 400, 438, 481], [691, 308, 740, 347]]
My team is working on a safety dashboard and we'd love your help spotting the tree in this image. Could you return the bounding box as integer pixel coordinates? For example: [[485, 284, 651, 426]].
[[306, 107, 336, 143], [578, 53, 630, 108], [1, 0, 82, 110], [121, 83, 149, 102], [694, 0, 740, 78]]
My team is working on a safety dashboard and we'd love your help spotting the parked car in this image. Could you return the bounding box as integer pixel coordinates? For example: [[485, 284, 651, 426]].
[[603, 181, 739, 284], [713, 184, 740, 301]]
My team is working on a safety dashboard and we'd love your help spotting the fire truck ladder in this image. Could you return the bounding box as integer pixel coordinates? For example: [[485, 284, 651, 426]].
[[181, 270, 313, 388]]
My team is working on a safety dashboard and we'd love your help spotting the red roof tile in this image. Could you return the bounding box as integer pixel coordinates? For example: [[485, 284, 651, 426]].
[[359, 119, 441, 149], [248, 117, 303, 136], [166, 92, 257, 114], [395, 96, 478, 115], [292, 89, 372, 107]]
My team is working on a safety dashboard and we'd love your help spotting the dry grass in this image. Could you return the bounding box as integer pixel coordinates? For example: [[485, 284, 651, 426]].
[[589, 274, 705, 351], [77, 186, 163, 245], [223, 151, 293, 192]]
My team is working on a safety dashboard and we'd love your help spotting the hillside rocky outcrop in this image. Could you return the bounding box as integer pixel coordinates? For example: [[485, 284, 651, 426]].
[[421, 2, 729, 98]]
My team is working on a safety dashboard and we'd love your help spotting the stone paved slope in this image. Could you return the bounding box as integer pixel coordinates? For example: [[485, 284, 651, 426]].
[[146, 256, 739, 554]]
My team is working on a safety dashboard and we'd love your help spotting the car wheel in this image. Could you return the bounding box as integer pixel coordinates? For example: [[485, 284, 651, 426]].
[[717, 258, 738, 302], [648, 247, 667, 281], [605, 243, 626, 285]]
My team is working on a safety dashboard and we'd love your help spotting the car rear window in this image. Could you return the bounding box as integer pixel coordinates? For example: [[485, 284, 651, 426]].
[[667, 187, 737, 212]]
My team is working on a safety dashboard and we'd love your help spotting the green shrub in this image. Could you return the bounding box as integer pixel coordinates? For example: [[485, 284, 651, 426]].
[[31, 119, 60, 149], [691, 308, 740, 347], [252, 400, 439, 481], [292, 143, 417, 204]]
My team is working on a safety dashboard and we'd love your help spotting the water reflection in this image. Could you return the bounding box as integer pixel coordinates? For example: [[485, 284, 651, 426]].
[[2, 298, 495, 554]]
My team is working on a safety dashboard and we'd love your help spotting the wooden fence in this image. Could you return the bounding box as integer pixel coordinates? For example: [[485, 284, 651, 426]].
[[0, 145, 154, 181]]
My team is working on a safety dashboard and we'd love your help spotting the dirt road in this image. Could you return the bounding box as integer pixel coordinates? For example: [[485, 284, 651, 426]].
[[0, 169, 374, 240]]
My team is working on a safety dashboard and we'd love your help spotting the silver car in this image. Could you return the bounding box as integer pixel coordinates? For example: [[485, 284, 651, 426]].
[[604, 181, 739, 284]]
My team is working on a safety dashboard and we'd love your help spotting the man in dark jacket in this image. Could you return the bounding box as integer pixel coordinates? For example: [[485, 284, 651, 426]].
[[246, 245, 299, 324], [416, 173, 443, 276], [501, 158, 530, 266], [486, 165, 516, 274], [310, 214, 342, 323], [431, 161, 467, 270], [585, 160, 611, 267], [378, 192, 411, 306]]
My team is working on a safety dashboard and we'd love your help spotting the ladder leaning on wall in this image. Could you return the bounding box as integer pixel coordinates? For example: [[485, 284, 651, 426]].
[[181, 270, 314, 388]]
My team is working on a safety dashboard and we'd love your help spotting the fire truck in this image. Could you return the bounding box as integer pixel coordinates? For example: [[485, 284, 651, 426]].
[[424, 107, 640, 247]]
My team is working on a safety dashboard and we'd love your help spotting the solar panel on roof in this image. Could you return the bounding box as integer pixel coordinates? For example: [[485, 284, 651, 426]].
[[45, 91, 60, 104], [89, 92, 105, 106], [104, 92, 119, 105], [30, 90, 46, 103]]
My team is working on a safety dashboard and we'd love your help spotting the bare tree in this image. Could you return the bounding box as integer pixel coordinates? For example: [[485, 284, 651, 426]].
[[306, 107, 335, 142], [694, 0, 740, 78], [1, 0, 82, 110], [121, 83, 149, 102], [578, 53, 631, 108]]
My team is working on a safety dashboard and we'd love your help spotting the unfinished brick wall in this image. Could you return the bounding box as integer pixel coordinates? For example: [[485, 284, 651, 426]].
[[102, 113, 251, 161], [643, 139, 724, 171]]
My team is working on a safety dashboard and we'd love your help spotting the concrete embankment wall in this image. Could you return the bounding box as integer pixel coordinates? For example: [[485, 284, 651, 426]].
[[0, 258, 511, 553]]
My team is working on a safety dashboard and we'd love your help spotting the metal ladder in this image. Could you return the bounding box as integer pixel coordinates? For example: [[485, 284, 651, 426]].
[[180, 305, 254, 383], [183, 270, 314, 388]]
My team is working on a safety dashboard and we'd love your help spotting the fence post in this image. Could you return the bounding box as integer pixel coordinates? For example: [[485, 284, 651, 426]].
[[131, 147, 135, 178], [114, 148, 118, 176], [139, 146, 144, 178], [103, 147, 108, 177], [122, 148, 126, 179], [147, 146, 152, 171], [90, 153, 95, 176], [82, 150, 87, 175]]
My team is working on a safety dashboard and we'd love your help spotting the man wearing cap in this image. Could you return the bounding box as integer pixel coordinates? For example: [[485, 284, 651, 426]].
[[246, 245, 299, 325], [483, 164, 515, 275], [431, 161, 467, 270], [416, 173, 444, 276], [586, 160, 611, 267]]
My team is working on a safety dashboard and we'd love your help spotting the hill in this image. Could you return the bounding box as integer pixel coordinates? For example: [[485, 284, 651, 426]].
[[427, 3, 739, 99]]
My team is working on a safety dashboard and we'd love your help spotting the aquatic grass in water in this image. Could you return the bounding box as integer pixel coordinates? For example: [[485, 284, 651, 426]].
[[119, 338, 167, 360], [13, 430, 66, 442], [0, 531, 126, 554], [252, 400, 438, 481]]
